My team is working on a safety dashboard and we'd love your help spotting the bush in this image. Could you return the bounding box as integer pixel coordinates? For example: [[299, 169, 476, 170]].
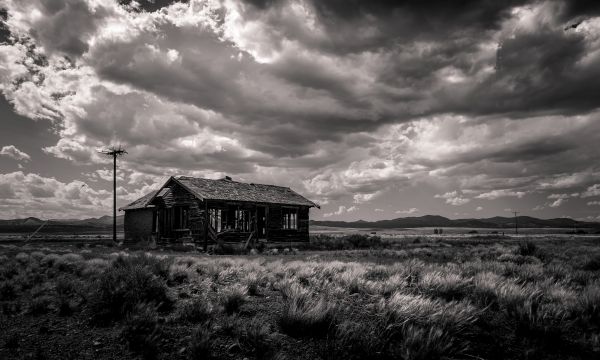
[[583, 255, 600, 271], [55, 276, 83, 316], [0, 280, 17, 300], [219, 284, 247, 314], [236, 317, 273, 358], [189, 324, 214, 360], [112, 253, 172, 280], [328, 319, 389, 360], [4, 332, 19, 350], [28, 295, 53, 315], [516, 242, 537, 257], [121, 303, 161, 360], [213, 242, 248, 255], [278, 284, 336, 338], [177, 297, 214, 323], [87, 259, 172, 325]]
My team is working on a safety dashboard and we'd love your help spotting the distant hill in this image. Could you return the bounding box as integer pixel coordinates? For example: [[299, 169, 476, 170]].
[[311, 215, 600, 229], [0, 215, 124, 234]]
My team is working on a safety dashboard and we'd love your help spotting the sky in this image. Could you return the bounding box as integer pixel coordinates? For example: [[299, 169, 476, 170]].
[[0, 0, 600, 221]]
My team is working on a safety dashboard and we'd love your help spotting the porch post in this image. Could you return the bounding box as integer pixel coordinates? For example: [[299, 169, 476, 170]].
[[204, 200, 208, 252]]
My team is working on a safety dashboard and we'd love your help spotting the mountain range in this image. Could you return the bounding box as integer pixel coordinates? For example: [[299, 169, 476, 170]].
[[311, 215, 600, 229], [1, 214, 598, 234], [0, 215, 124, 233]]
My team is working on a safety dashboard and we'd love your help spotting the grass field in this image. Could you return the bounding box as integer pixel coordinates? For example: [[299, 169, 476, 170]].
[[0, 235, 599, 359]]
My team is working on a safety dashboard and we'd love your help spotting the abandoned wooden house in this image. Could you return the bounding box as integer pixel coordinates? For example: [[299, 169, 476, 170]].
[[119, 176, 319, 247]]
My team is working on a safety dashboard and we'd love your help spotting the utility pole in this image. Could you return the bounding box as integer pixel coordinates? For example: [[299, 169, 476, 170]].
[[513, 211, 519, 236], [99, 145, 127, 244]]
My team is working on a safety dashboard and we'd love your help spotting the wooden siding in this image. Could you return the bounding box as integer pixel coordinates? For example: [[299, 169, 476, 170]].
[[265, 205, 309, 242], [123, 208, 154, 243], [139, 180, 312, 244]]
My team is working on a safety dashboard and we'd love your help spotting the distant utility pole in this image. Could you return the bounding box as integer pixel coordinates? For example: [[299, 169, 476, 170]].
[[99, 145, 127, 244], [513, 211, 519, 236]]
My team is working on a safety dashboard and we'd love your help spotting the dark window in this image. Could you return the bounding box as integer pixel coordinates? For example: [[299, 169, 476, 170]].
[[235, 209, 250, 231], [176, 206, 188, 229], [282, 208, 298, 230], [209, 208, 222, 232]]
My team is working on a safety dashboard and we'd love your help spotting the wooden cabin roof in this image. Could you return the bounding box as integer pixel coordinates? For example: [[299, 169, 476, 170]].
[[120, 176, 319, 210], [175, 176, 318, 207], [119, 190, 158, 210]]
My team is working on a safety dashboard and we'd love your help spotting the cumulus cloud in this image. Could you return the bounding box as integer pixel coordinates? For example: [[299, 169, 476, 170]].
[[582, 184, 600, 198], [395, 208, 419, 215], [435, 191, 470, 206], [476, 189, 527, 200], [0, 171, 110, 219], [549, 198, 566, 208], [323, 205, 358, 218], [0, 145, 30, 161], [0, 0, 600, 219]]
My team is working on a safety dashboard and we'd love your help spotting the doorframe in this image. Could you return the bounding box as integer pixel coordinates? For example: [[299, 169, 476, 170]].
[[257, 205, 267, 240]]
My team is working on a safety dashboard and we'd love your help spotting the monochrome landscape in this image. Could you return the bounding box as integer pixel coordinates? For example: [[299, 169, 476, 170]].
[[1, 0, 600, 359]]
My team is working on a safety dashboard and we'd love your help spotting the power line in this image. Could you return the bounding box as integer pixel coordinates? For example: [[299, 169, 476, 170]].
[[99, 145, 127, 244]]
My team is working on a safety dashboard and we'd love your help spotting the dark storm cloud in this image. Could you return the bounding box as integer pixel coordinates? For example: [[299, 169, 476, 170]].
[[442, 27, 600, 117], [119, 0, 189, 13], [3, 0, 600, 219]]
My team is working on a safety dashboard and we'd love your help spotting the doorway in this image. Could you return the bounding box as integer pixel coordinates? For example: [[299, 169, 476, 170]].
[[257, 206, 267, 239]]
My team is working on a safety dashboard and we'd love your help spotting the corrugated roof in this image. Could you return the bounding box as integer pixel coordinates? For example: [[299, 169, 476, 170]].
[[175, 176, 319, 207], [119, 190, 158, 211]]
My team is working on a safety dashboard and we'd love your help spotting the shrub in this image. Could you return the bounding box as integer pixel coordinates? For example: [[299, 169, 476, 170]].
[[28, 295, 53, 315], [516, 241, 537, 257], [419, 271, 472, 301], [382, 292, 478, 333], [577, 283, 600, 326], [4, 332, 19, 350], [583, 254, 600, 271], [0, 260, 19, 280], [398, 324, 466, 360], [189, 324, 214, 360], [55, 276, 84, 316], [177, 296, 214, 323], [328, 319, 389, 360], [54, 254, 84, 274], [219, 284, 247, 314], [245, 273, 266, 296], [121, 303, 161, 360], [236, 317, 273, 358], [213, 242, 247, 255], [0, 280, 17, 300], [40, 253, 60, 267], [278, 284, 336, 338], [87, 261, 172, 325], [15, 252, 29, 264], [112, 253, 172, 280]]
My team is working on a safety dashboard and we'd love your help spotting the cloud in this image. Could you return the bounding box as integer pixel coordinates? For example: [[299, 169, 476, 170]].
[[549, 198, 566, 208], [322, 205, 358, 218], [476, 206, 483, 211], [435, 191, 470, 206], [582, 184, 600, 198], [395, 208, 419, 215], [587, 201, 600, 206], [374, 208, 384, 212], [476, 189, 527, 200], [0, 0, 600, 219], [0, 145, 31, 161]]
